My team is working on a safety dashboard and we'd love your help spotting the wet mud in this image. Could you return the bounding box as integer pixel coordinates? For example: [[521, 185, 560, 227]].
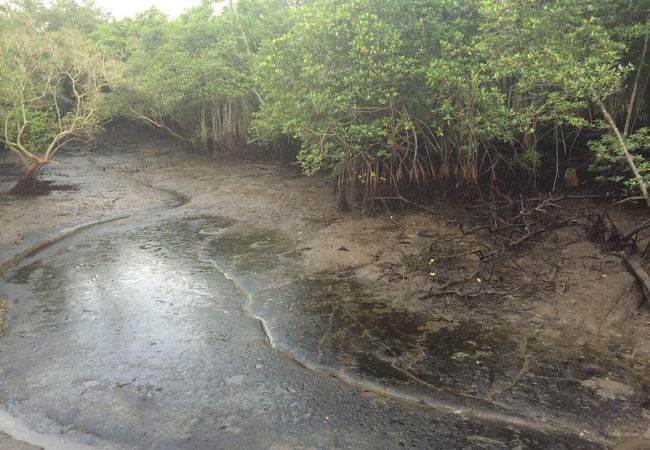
[[0, 131, 648, 448], [0, 213, 615, 449], [200, 217, 649, 442]]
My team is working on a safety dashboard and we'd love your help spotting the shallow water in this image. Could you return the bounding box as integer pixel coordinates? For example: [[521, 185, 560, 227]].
[[0, 213, 637, 448]]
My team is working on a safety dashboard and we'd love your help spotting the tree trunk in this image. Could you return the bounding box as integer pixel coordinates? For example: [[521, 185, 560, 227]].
[[10, 159, 45, 195], [26, 159, 44, 178], [594, 96, 650, 208]]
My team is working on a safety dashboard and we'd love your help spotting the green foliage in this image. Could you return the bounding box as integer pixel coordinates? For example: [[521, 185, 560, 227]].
[[95, 0, 293, 148], [476, 0, 629, 131], [590, 128, 650, 195], [515, 149, 543, 172], [2, 0, 649, 202], [252, 0, 650, 203], [0, 0, 107, 33], [3, 111, 57, 151], [45, 0, 107, 33], [252, 0, 437, 174], [0, 11, 117, 170]]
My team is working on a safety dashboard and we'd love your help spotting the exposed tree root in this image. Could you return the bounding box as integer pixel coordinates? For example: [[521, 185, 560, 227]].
[[382, 195, 650, 311], [482, 215, 581, 260], [9, 176, 48, 196]]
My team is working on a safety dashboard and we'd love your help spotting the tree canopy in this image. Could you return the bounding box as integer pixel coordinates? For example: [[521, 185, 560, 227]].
[[1, 0, 649, 205], [0, 3, 118, 192]]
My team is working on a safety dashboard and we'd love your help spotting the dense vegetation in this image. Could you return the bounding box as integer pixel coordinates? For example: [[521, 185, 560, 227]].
[[1, 0, 649, 209]]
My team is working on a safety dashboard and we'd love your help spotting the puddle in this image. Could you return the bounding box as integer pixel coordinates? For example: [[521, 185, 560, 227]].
[[207, 228, 297, 274], [0, 408, 97, 450]]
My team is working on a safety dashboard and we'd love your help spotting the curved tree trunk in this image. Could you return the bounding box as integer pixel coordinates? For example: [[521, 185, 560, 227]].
[[10, 158, 45, 195]]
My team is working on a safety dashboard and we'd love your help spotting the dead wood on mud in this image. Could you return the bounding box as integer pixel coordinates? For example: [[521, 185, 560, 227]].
[[618, 254, 650, 308], [380, 195, 650, 309], [590, 207, 650, 307]]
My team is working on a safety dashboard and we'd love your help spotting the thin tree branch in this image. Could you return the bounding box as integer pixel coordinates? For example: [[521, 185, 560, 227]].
[[625, 31, 649, 136]]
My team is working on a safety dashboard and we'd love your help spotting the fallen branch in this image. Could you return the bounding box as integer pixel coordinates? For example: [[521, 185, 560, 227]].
[[482, 216, 581, 260], [421, 286, 521, 300], [506, 216, 579, 249], [622, 217, 650, 242], [616, 253, 650, 308], [129, 108, 191, 143]]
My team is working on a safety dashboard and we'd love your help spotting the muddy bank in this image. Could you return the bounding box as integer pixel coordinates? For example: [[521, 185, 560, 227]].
[[0, 128, 649, 448]]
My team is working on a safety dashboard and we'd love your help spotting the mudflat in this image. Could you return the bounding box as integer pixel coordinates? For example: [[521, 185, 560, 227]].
[[0, 128, 648, 449]]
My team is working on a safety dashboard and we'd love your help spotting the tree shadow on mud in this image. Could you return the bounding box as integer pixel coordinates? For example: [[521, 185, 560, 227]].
[[0, 162, 79, 196]]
